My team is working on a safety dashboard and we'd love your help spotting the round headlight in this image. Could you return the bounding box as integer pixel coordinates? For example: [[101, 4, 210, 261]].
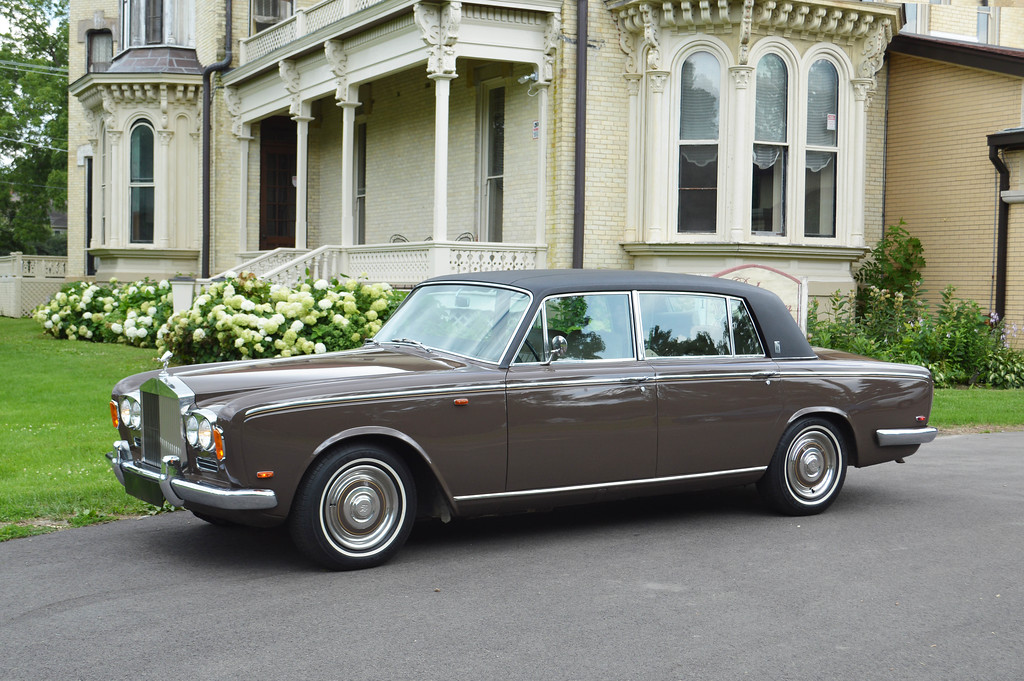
[[197, 418, 214, 451], [119, 397, 140, 429], [119, 398, 132, 427], [184, 415, 200, 447]]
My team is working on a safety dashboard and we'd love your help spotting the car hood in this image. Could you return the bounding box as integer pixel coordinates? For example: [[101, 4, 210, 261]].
[[163, 346, 468, 405]]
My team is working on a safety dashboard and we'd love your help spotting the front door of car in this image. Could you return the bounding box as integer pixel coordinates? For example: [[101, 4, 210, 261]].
[[636, 291, 784, 476], [504, 292, 657, 491]]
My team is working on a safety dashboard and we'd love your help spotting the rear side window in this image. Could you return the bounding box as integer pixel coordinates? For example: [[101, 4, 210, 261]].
[[639, 293, 764, 358]]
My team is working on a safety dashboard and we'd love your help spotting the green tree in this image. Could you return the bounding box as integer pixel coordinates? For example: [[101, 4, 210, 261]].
[[0, 0, 69, 255]]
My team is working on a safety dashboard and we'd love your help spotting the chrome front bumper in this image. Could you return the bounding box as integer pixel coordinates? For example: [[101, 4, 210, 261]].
[[106, 440, 277, 511], [876, 427, 939, 447]]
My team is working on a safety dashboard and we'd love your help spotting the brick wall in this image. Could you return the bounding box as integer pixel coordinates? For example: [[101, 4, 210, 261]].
[[885, 53, 1022, 317], [864, 62, 888, 250]]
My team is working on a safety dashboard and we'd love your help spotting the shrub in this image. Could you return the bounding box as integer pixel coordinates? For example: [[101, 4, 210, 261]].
[[157, 272, 403, 364], [32, 279, 173, 347], [808, 284, 1023, 388], [854, 219, 925, 298], [33, 273, 404, 365]]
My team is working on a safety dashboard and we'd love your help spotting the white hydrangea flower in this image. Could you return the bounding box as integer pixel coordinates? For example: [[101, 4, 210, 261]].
[[314, 342, 327, 354], [314, 279, 329, 291], [111, 323, 123, 335], [193, 328, 206, 342]]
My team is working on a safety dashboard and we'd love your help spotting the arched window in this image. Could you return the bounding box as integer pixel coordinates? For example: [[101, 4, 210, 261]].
[[752, 54, 788, 235], [129, 122, 155, 244], [805, 60, 839, 237], [678, 51, 720, 234]]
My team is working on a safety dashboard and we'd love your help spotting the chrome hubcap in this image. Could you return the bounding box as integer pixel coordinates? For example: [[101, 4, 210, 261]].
[[321, 461, 403, 555], [786, 427, 840, 502]]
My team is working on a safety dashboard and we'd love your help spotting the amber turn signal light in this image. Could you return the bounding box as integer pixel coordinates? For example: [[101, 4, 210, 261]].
[[213, 429, 226, 461], [109, 400, 119, 429], [256, 471, 274, 479]]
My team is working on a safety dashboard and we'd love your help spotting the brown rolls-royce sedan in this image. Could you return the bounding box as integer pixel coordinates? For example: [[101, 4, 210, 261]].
[[107, 270, 936, 570]]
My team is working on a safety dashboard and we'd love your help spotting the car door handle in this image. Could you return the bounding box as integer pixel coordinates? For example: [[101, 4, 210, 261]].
[[624, 376, 651, 384], [752, 371, 781, 384]]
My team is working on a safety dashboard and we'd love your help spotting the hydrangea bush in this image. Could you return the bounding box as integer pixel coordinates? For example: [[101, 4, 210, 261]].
[[32, 279, 173, 347], [157, 272, 402, 364], [33, 273, 404, 365]]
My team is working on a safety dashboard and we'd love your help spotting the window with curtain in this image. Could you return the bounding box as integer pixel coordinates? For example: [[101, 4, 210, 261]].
[[121, 0, 195, 48], [805, 59, 838, 237], [752, 54, 788, 235], [129, 122, 155, 244], [678, 51, 720, 233], [87, 30, 113, 72]]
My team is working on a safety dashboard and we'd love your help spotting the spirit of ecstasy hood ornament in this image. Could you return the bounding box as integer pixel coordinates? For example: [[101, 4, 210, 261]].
[[159, 351, 173, 375]]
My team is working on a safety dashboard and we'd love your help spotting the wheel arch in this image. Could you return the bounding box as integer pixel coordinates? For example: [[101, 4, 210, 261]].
[[304, 426, 455, 522], [785, 407, 860, 467]]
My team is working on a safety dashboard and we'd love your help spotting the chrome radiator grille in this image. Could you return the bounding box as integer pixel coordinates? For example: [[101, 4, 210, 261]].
[[140, 378, 189, 468]]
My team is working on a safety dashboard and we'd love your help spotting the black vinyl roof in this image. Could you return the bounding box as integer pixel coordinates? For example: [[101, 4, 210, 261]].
[[424, 269, 815, 359]]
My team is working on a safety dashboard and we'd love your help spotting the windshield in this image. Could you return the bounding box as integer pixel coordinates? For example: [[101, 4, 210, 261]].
[[377, 284, 531, 363]]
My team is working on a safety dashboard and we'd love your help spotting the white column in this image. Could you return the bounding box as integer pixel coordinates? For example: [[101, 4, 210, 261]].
[[535, 82, 550, 247], [851, 79, 872, 248], [728, 66, 755, 243], [108, 130, 123, 248], [237, 124, 253, 253], [293, 101, 313, 250], [156, 131, 172, 248], [430, 74, 456, 243], [645, 72, 670, 242], [340, 101, 358, 248]]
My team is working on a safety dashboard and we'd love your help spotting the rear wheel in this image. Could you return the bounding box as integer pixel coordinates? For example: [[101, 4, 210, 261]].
[[290, 445, 416, 570], [757, 417, 847, 516]]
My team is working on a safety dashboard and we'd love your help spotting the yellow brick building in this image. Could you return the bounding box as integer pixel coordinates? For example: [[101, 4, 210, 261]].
[[66, 0, 910, 321], [883, 15, 1024, 337]]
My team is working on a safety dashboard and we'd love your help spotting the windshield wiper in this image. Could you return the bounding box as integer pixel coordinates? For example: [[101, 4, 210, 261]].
[[388, 338, 431, 353]]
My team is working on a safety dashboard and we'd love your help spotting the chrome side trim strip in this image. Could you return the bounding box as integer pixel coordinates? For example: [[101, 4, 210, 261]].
[[247, 385, 506, 418], [453, 466, 767, 502], [876, 427, 938, 447]]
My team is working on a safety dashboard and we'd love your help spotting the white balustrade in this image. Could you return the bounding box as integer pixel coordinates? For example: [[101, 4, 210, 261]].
[[240, 0, 389, 63], [0, 252, 68, 317]]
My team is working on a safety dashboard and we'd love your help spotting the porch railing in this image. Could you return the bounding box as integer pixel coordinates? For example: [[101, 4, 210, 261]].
[[240, 0, 388, 63], [0, 253, 68, 317], [259, 241, 547, 288]]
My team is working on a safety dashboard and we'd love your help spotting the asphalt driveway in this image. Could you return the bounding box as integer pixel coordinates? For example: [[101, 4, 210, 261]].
[[1, 431, 1021, 680]]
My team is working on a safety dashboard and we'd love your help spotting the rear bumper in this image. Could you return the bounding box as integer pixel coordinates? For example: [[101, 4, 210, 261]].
[[876, 427, 938, 447], [106, 440, 277, 511]]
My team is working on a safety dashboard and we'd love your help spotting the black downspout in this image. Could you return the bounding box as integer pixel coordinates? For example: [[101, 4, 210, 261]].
[[201, 0, 234, 278], [571, 0, 587, 269], [987, 142, 1010, 321]]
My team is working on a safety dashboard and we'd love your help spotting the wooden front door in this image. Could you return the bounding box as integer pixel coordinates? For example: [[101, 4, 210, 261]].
[[259, 117, 297, 250]]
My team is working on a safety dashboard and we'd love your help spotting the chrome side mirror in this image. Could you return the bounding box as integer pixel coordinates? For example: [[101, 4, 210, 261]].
[[543, 335, 568, 365]]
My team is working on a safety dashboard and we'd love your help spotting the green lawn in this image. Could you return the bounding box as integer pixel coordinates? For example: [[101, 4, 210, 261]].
[[1, 315, 1020, 542], [930, 386, 1024, 430], [0, 317, 159, 540]]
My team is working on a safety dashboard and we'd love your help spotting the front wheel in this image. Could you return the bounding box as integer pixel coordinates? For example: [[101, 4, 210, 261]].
[[757, 417, 847, 516], [290, 445, 416, 570]]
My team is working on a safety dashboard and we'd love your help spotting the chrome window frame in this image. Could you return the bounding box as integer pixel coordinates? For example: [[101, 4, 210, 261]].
[[635, 291, 767, 360], [376, 281, 533, 366], [511, 290, 639, 365]]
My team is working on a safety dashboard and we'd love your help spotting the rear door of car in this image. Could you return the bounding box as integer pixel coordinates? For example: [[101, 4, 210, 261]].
[[504, 291, 657, 491], [637, 291, 784, 476]]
